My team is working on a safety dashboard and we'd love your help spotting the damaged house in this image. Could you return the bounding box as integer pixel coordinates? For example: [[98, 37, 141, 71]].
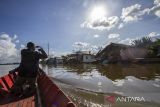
[[96, 43, 148, 63]]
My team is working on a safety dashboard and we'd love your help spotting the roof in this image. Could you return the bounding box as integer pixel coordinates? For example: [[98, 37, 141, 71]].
[[96, 42, 130, 57]]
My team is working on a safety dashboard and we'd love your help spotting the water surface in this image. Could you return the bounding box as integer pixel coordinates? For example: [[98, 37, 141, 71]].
[[0, 64, 160, 107], [41, 64, 160, 107]]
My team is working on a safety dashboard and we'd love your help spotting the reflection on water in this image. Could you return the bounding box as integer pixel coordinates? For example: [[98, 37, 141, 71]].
[[0, 64, 160, 107], [50, 64, 160, 81], [41, 64, 160, 107]]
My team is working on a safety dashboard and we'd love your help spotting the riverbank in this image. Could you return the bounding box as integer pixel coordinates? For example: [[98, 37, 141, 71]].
[[0, 63, 19, 65]]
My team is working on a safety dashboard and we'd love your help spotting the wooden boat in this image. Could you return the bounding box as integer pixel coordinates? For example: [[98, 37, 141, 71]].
[[0, 70, 76, 107]]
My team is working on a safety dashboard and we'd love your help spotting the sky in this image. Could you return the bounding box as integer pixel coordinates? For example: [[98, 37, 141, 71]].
[[0, 0, 160, 62]]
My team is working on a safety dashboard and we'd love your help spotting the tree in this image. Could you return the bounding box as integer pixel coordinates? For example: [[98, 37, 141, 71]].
[[147, 39, 160, 57], [132, 37, 153, 48]]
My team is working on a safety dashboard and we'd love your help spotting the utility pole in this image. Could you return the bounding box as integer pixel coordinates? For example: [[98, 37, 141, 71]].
[[48, 43, 49, 57]]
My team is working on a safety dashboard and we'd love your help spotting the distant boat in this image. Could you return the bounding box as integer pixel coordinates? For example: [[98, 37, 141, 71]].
[[0, 69, 76, 107]]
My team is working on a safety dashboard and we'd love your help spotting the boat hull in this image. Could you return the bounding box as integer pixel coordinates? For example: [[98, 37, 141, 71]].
[[0, 70, 76, 107]]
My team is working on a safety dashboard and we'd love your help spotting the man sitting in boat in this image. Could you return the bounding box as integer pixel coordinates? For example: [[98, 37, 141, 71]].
[[10, 42, 47, 96]]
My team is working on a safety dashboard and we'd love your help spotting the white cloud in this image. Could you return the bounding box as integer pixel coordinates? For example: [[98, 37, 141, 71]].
[[0, 33, 12, 41], [73, 42, 90, 51], [118, 32, 160, 45], [93, 34, 99, 38], [148, 4, 160, 17], [147, 32, 160, 37], [81, 16, 119, 30], [154, 0, 160, 5], [119, 38, 133, 45], [155, 10, 160, 17], [141, 0, 160, 18], [15, 40, 20, 43], [13, 34, 18, 40], [82, 0, 89, 7], [119, 1, 160, 27], [108, 34, 120, 39], [90, 45, 99, 52], [81, 0, 160, 31], [20, 44, 25, 49], [72, 42, 99, 53], [118, 23, 124, 29], [121, 4, 147, 23], [73, 42, 89, 48], [0, 33, 20, 63]]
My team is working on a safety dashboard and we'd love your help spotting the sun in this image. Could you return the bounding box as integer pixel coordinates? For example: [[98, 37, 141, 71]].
[[90, 6, 106, 21]]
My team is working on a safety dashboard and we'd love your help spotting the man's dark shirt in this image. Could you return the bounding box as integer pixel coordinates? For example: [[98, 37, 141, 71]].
[[18, 49, 46, 77]]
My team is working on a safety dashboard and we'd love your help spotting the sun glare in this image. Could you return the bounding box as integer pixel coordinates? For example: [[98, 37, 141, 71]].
[[90, 6, 106, 21]]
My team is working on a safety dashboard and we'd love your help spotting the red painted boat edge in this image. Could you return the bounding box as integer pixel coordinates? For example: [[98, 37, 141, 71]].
[[37, 73, 76, 107], [0, 71, 77, 107]]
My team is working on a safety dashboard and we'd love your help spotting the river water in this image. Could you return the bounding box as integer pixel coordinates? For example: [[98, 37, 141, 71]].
[[0, 64, 160, 107]]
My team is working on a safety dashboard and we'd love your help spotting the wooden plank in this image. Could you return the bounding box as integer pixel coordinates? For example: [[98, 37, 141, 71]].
[[12, 101, 18, 107], [0, 104, 8, 107], [26, 96, 34, 107], [31, 96, 35, 107], [0, 93, 36, 107], [31, 102, 35, 107], [22, 100, 28, 107], [26, 102, 31, 107], [0, 96, 36, 107], [7, 103, 13, 107], [17, 99, 24, 107]]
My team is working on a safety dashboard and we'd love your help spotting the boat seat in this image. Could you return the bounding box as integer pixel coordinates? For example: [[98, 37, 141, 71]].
[[0, 79, 8, 93], [1, 75, 14, 91], [8, 74, 15, 83], [0, 79, 6, 90]]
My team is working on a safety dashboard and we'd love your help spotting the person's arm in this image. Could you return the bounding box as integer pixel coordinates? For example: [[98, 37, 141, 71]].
[[37, 67, 46, 76], [37, 47, 48, 59], [9, 67, 19, 74]]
